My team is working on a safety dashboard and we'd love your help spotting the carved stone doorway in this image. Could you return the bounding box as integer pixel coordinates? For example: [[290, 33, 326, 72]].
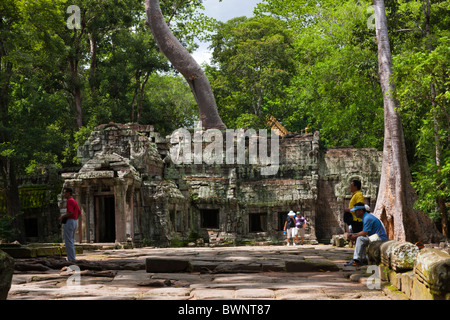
[[95, 195, 116, 242]]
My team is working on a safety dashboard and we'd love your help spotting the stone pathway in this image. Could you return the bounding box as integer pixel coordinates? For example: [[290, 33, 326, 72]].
[[8, 244, 404, 300]]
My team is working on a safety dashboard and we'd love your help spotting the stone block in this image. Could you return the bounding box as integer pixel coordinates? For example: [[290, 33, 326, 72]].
[[367, 240, 383, 265], [380, 240, 398, 267], [213, 262, 262, 273], [190, 260, 217, 273], [235, 288, 275, 299], [285, 258, 339, 272], [331, 235, 347, 247], [0, 250, 14, 300], [146, 258, 191, 273], [379, 240, 418, 271], [77, 170, 114, 179], [144, 287, 191, 297], [401, 271, 414, 299], [61, 172, 77, 179], [390, 242, 419, 272], [388, 270, 402, 291], [349, 273, 369, 283], [35, 246, 62, 257], [192, 289, 235, 300], [60, 245, 84, 256], [261, 262, 285, 272], [378, 264, 389, 282], [411, 277, 435, 300], [0, 245, 36, 258], [413, 248, 450, 299]]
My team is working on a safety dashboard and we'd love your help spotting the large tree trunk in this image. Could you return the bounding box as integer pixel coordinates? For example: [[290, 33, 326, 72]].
[[144, 0, 226, 130], [372, 0, 442, 243]]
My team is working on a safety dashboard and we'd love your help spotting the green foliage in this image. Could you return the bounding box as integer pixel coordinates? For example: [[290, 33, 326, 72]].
[[393, 35, 450, 222], [0, 212, 22, 242], [0, 214, 16, 242], [0, 0, 211, 177], [1, 0, 449, 231], [139, 74, 198, 136], [234, 113, 263, 130], [207, 16, 297, 129], [250, 0, 448, 226]]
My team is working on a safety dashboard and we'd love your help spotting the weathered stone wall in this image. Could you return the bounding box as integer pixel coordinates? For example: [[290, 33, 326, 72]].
[[165, 131, 320, 243], [64, 123, 180, 246], [317, 148, 382, 241], [58, 123, 383, 246]]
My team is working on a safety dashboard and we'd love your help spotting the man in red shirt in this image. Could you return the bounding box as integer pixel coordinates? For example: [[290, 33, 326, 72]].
[[59, 187, 81, 262]]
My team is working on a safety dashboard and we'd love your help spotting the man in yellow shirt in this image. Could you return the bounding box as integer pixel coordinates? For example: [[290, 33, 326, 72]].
[[343, 180, 365, 266], [343, 180, 364, 233]]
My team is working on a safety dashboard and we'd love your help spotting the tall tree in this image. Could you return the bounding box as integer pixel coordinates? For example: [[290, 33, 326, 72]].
[[372, 0, 442, 242], [145, 0, 226, 130]]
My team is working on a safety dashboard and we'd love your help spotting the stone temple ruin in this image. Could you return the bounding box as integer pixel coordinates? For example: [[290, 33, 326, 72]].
[[61, 123, 382, 247]]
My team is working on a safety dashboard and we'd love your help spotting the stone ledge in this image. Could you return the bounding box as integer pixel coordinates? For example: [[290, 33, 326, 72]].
[[0, 244, 83, 259], [147, 252, 340, 274], [285, 258, 339, 272], [369, 240, 418, 272], [368, 241, 450, 300], [413, 248, 450, 299]]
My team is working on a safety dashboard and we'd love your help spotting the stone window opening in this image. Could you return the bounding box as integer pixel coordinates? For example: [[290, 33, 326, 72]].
[[24, 217, 39, 239], [169, 210, 175, 232], [249, 213, 267, 233], [200, 209, 219, 229]]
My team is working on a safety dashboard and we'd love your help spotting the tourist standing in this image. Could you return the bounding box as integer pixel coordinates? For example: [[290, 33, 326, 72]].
[[283, 211, 296, 246], [58, 187, 81, 262], [295, 212, 307, 245]]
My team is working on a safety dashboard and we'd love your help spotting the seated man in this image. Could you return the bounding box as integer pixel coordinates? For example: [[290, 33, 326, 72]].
[[346, 202, 388, 267]]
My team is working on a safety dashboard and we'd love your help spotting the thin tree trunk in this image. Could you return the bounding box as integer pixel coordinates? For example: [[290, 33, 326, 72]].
[[130, 71, 141, 123], [69, 52, 82, 128], [144, 0, 226, 130], [74, 87, 82, 128], [137, 71, 150, 124], [88, 33, 97, 93], [431, 83, 448, 237], [69, 28, 83, 129], [372, 0, 442, 243]]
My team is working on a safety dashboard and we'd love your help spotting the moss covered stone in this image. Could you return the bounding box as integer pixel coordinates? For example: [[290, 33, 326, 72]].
[[413, 248, 450, 299], [0, 250, 14, 300]]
